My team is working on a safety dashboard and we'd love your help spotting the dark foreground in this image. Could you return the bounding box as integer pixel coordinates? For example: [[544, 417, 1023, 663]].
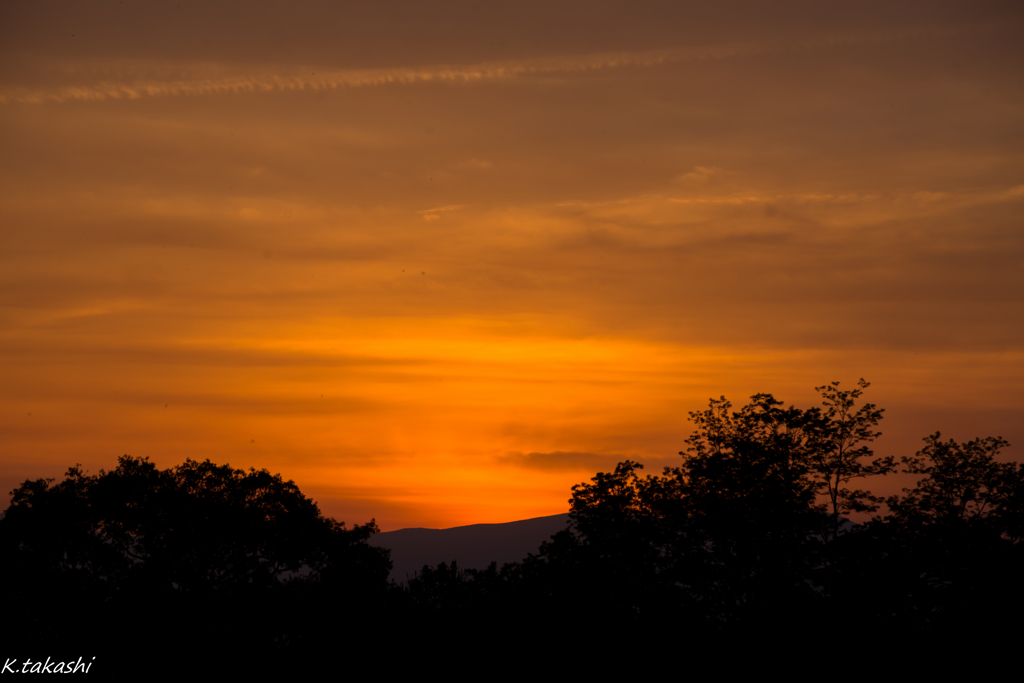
[[3, 382, 1021, 674]]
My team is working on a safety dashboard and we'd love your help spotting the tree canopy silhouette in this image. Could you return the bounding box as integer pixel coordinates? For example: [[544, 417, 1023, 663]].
[[0, 455, 390, 658], [5, 380, 1022, 662], [530, 390, 848, 625], [886, 432, 1018, 534], [399, 380, 1023, 635]]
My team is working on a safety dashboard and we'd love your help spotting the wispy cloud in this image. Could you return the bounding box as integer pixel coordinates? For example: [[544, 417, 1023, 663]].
[[0, 25, 962, 106], [418, 205, 466, 221], [677, 166, 724, 183], [457, 159, 493, 170], [0, 46, 745, 105]]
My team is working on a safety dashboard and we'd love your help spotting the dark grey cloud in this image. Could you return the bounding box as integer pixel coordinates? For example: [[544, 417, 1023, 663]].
[[498, 450, 640, 472]]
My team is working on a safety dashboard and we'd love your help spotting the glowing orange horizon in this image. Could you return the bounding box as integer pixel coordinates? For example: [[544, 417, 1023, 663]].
[[2, 3, 1022, 530]]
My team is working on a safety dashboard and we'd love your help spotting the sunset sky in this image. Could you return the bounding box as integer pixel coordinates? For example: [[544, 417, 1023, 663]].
[[2, 1, 1022, 530]]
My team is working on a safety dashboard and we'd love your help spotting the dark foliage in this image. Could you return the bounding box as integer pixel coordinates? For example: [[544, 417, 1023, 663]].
[[4, 380, 1022, 669], [0, 455, 391, 669], [392, 380, 1022, 638]]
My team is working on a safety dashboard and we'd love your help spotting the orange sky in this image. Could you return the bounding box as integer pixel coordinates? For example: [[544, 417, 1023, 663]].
[[2, 1, 1023, 530]]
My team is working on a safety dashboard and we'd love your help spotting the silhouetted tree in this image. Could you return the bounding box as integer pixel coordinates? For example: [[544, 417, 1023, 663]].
[[527, 383, 903, 629], [810, 380, 894, 540], [546, 460, 674, 621], [886, 432, 1016, 532], [671, 393, 830, 623], [5, 383, 1022, 660], [0, 455, 390, 658], [389, 384, 1022, 635], [871, 432, 1024, 628]]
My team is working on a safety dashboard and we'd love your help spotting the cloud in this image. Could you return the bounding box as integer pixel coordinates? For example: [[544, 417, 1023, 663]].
[[497, 450, 630, 472], [418, 205, 465, 221], [677, 166, 723, 183], [0, 46, 747, 105], [0, 25, 964, 106]]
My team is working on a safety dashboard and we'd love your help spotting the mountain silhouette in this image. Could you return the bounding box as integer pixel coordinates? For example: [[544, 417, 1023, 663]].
[[369, 513, 569, 581]]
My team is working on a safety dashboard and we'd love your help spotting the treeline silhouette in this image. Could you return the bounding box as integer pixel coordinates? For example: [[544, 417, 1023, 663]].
[[3, 380, 1022, 668]]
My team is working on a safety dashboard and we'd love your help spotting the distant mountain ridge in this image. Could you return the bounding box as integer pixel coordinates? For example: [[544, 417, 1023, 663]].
[[368, 513, 569, 582]]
